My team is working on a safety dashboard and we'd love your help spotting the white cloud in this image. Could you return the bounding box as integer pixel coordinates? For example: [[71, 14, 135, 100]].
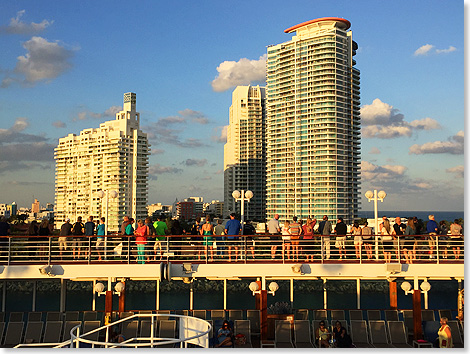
[[436, 46, 457, 54], [414, 44, 434, 56], [212, 125, 228, 143], [361, 161, 407, 181], [446, 165, 464, 178], [73, 105, 121, 121], [149, 164, 183, 175], [0, 10, 53, 35], [52, 120, 66, 128], [409, 117, 442, 130], [211, 54, 266, 92], [361, 98, 441, 139], [2, 36, 76, 87], [178, 109, 209, 124], [0, 117, 47, 143], [369, 147, 381, 154], [409, 131, 464, 155], [183, 159, 208, 167]]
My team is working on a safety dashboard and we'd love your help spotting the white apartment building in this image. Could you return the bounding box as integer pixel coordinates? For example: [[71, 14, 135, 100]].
[[266, 18, 361, 224], [224, 85, 266, 221], [54, 93, 150, 232]]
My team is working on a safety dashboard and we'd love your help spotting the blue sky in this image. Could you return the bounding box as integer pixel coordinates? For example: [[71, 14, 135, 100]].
[[0, 0, 464, 212]]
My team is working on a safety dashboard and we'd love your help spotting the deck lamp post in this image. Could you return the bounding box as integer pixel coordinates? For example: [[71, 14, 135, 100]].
[[249, 279, 279, 342], [232, 190, 253, 235], [97, 190, 118, 259], [365, 190, 386, 260], [401, 278, 431, 340]]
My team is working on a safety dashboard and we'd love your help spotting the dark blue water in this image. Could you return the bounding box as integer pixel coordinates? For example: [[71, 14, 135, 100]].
[[358, 211, 464, 222]]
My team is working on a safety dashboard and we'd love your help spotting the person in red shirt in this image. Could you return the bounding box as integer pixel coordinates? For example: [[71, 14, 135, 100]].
[[134, 219, 148, 264]]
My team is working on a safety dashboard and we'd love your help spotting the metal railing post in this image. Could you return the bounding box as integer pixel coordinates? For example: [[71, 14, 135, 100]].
[[398, 237, 401, 263], [436, 237, 439, 264], [48, 237, 52, 264], [7, 238, 11, 265]]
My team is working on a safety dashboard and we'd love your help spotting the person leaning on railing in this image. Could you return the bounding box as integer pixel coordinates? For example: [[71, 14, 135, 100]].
[[449, 219, 463, 260]]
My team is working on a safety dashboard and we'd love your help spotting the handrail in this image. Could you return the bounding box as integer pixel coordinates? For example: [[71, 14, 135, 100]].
[[0, 234, 464, 265], [15, 313, 212, 348]]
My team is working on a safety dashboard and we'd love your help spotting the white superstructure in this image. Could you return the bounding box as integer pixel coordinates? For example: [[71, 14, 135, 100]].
[[54, 92, 150, 231]]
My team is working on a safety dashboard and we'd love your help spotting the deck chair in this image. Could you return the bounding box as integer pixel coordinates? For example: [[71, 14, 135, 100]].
[[27, 312, 42, 322], [61, 320, 81, 342], [121, 320, 138, 341], [82, 311, 98, 321], [8, 312, 24, 322], [447, 320, 464, 348], [312, 320, 329, 347], [139, 320, 154, 338], [293, 320, 314, 348], [23, 321, 43, 344], [314, 309, 327, 320], [422, 321, 440, 345], [384, 309, 398, 321], [274, 320, 294, 348], [46, 311, 61, 322], [367, 310, 381, 321], [119, 311, 134, 320], [158, 320, 176, 348], [229, 310, 243, 321], [210, 310, 225, 321], [3, 322, 24, 347], [82, 321, 101, 342], [64, 311, 79, 321], [206, 320, 214, 346], [350, 320, 373, 347], [421, 309, 435, 321], [438, 309, 452, 320], [246, 310, 260, 336], [295, 309, 309, 320], [331, 319, 348, 334], [234, 320, 252, 348], [368, 320, 393, 348], [174, 310, 189, 316], [349, 310, 363, 321], [42, 321, 62, 343], [403, 317, 414, 337], [387, 321, 411, 347], [401, 310, 413, 319], [331, 309, 345, 321], [192, 310, 206, 320], [0, 313, 4, 322], [0, 322, 5, 344]]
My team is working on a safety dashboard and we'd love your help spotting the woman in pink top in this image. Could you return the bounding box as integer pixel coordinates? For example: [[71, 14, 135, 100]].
[[302, 219, 314, 262], [134, 219, 148, 264]]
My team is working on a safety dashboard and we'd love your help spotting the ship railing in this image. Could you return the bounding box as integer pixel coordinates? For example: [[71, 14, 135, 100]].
[[0, 234, 464, 264], [14, 313, 211, 348]]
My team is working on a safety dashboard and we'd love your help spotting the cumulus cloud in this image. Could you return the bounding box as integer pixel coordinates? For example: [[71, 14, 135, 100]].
[[52, 120, 66, 128], [446, 165, 464, 178], [409, 131, 464, 155], [179, 109, 209, 124], [183, 159, 207, 167], [0, 117, 47, 143], [211, 54, 267, 92], [414, 44, 434, 56], [414, 44, 457, 56], [0, 10, 53, 35], [73, 105, 121, 121], [212, 125, 228, 143], [0, 142, 55, 162], [361, 161, 407, 181], [369, 147, 381, 154], [361, 98, 441, 139], [2, 36, 77, 87]]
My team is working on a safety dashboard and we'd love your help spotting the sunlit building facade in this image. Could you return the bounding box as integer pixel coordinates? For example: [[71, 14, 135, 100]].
[[224, 85, 266, 221], [266, 18, 360, 223], [54, 93, 150, 231]]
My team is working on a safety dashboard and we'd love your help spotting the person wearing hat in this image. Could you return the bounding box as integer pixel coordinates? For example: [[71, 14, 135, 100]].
[[59, 218, 73, 260]]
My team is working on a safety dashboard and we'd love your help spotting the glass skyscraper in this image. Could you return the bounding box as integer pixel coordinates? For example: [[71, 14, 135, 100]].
[[266, 18, 360, 223]]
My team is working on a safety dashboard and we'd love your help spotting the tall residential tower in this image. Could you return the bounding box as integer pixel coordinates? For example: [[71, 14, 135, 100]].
[[266, 18, 360, 223], [224, 85, 266, 221], [54, 92, 150, 231]]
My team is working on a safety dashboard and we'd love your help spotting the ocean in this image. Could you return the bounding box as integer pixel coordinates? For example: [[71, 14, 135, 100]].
[[358, 211, 464, 222]]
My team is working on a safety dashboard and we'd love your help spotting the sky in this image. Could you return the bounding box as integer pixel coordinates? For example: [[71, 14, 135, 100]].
[[0, 0, 465, 213]]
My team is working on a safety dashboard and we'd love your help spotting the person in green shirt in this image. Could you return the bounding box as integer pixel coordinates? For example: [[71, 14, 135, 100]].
[[153, 215, 168, 261]]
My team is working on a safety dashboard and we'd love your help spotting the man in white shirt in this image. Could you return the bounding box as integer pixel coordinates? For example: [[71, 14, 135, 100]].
[[268, 214, 281, 259]]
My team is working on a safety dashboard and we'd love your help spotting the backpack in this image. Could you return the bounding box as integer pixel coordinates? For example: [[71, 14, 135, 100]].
[[72, 222, 83, 235], [234, 333, 246, 346]]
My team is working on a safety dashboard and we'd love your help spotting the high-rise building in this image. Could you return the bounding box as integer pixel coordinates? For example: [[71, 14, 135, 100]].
[[32, 199, 40, 214], [54, 93, 150, 231], [224, 85, 266, 221], [266, 18, 360, 223]]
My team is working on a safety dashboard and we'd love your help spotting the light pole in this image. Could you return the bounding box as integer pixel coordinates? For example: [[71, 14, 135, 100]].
[[97, 190, 118, 259], [365, 189, 386, 260], [232, 190, 253, 235]]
